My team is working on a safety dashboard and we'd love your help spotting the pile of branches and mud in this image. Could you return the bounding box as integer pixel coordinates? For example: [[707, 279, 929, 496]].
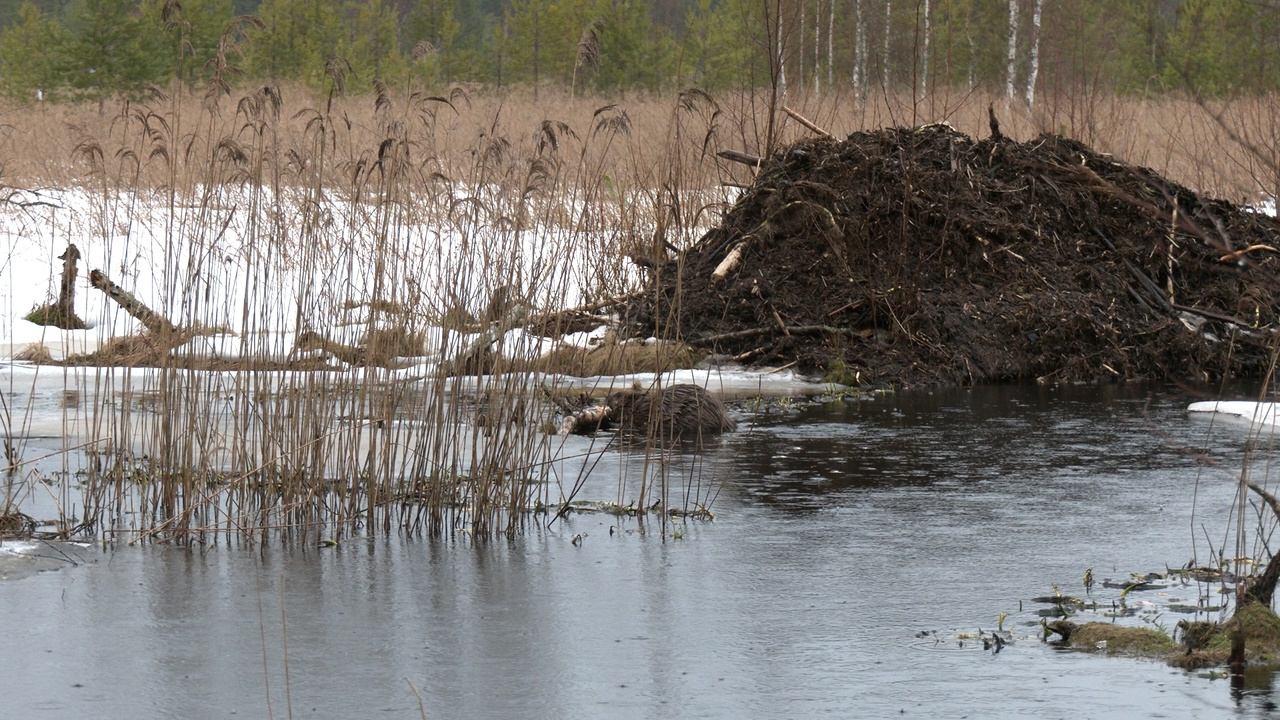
[[624, 120, 1280, 387]]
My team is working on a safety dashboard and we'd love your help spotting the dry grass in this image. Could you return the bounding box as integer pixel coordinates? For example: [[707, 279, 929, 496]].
[[1, 81, 1277, 545], [0, 81, 743, 544], [2, 85, 1275, 201]]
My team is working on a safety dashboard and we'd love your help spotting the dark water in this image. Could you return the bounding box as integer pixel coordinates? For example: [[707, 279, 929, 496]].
[[3, 382, 1276, 718]]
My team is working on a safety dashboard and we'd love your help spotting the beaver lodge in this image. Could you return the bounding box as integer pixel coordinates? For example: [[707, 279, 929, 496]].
[[624, 121, 1280, 387]]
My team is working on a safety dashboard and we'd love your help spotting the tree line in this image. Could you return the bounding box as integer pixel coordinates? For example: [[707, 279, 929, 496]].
[[0, 0, 1276, 103]]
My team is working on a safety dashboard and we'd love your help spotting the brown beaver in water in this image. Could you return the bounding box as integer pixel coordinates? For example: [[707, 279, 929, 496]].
[[605, 383, 736, 439]]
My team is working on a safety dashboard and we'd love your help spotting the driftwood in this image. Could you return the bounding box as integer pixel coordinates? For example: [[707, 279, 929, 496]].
[[89, 269, 179, 335]]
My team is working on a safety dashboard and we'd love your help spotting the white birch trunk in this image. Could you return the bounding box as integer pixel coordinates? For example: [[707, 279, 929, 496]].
[[1006, 0, 1019, 101], [827, 0, 834, 91], [883, 0, 893, 91], [920, 0, 930, 100], [815, 0, 822, 96], [853, 0, 865, 98], [1025, 0, 1044, 108], [776, 1, 787, 99], [799, 0, 806, 92]]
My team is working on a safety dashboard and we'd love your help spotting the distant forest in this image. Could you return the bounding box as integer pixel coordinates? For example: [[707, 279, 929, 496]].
[[0, 0, 1276, 102]]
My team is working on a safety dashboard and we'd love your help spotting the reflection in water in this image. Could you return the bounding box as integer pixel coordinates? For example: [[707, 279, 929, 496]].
[[3, 382, 1278, 717], [727, 382, 1202, 512]]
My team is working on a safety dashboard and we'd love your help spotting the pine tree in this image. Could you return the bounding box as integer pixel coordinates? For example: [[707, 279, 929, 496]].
[[339, 0, 405, 90], [57, 0, 167, 109], [593, 0, 674, 91], [406, 0, 462, 81], [0, 1, 61, 100], [245, 0, 342, 86], [142, 0, 235, 87]]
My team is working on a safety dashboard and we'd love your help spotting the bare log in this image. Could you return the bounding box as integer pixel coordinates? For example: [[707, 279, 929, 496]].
[[717, 150, 764, 168], [88, 269, 179, 335], [783, 105, 832, 138], [28, 244, 87, 329], [711, 244, 745, 283], [57, 244, 80, 320], [1219, 244, 1278, 262]]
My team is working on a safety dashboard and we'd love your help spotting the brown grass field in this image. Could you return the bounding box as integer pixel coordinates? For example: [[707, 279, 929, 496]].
[[2, 84, 1276, 202]]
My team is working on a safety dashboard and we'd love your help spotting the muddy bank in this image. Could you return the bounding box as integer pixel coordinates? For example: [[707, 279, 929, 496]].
[[626, 123, 1280, 387]]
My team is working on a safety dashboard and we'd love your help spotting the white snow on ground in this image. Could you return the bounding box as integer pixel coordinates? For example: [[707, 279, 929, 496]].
[[1188, 400, 1280, 429], [0, 186, 841, 397], [0, 186, 612, 361]]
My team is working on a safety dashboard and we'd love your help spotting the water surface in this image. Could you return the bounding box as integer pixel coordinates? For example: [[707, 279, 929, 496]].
[[3, 382, 1275, 718]]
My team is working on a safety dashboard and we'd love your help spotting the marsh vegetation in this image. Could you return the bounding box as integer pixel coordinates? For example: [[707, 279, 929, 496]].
[[3, 77, 1280, 547]]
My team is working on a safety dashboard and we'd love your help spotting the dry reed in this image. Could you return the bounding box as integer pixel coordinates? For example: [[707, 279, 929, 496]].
[[2, 78, 1277, 545]]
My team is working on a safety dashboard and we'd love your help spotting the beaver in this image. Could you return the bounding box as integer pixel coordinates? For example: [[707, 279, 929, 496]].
[[605, 383, 736, 439]]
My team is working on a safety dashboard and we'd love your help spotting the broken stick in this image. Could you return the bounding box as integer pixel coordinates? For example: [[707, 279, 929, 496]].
[[57, 244, 81, 321], [717, 150, 764, 168], [782, 105, 832, 138], [89, 269, 179, 335]]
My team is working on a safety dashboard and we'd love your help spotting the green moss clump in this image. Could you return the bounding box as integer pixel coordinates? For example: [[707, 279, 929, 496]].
[[1068, 623, 1179, 657], [24, 302, 87, 330], [822, 358, 861, 386], [1172, 602, 1280, 669]]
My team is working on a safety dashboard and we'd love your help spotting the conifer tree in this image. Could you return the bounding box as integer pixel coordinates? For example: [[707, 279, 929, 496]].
[[0, 1, 61, 100], [245, 0, 342, 86], [57, 0, 167, 110]]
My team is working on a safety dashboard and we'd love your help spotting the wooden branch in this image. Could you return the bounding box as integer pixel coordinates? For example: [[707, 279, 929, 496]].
[[711, 244, 745, 283], [1219, 244, 1278, 262], [717, 149, 763, 168], [693, 324, 855, 345], [783, 105, 832, 138], [711, 200, 842, 285], [1091, 227, 1173, 314], [525, 292, 641, 323], [1171, 302, 1252, 329], [1244, 481, 1280, 608], [88, 269, 179, 335]]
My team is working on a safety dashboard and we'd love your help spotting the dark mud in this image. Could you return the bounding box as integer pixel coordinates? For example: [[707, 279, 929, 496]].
[[627, 124, 1280, 387]]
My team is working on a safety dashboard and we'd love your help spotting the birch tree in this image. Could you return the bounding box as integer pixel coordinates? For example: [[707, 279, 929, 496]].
[[883, 0, 892, 90], [826, 0, 834, 91], [920, 0, 930, 100], [1024, 0, 1042, 107], [1005, 0, 1018, 100], [852, 0, 866, 99]]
